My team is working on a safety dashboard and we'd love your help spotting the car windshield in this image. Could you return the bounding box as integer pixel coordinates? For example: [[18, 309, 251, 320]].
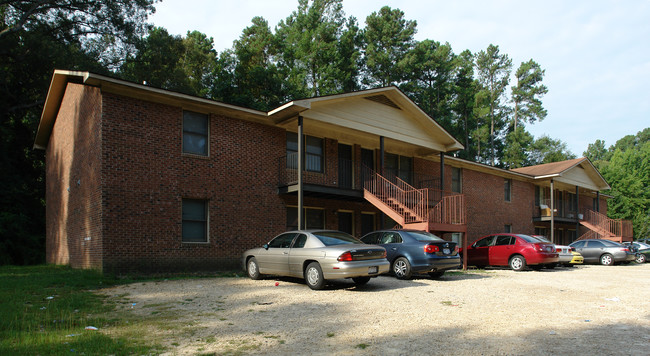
[[312, 231, 361, 246], [516, 234, 544, 243], [404, 230, 444, 242]]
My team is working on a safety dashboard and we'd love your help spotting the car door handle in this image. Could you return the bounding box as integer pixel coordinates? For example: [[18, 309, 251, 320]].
[[283, 252, 289, 255], [391, 248, 397, 251]]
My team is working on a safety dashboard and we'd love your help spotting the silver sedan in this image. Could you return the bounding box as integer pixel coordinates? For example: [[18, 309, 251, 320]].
[[242, 230, 390, 290]]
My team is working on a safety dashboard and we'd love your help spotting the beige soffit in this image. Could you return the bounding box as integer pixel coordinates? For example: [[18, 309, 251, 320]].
[[268, 87, 464, 154], [34, 70, 269, 149], [511, 157, 610, 191]]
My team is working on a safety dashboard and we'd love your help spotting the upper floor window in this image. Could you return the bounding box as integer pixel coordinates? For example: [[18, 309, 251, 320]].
[[385, 153, 413, 184], [504, 179, 512, 202], [286, 132, 323, 172], [183, 111, 208, 156], [451, 167, 462, 193]]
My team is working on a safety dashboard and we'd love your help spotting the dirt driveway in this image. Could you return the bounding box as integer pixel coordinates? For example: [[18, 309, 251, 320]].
[[102, 264, 650, 355]]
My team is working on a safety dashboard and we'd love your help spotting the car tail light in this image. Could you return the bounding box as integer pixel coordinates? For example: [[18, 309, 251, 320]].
[[621, 248, 629, 252], [424, 244, 440, 254], [337, 252, 353, 261], [556, 247, 561, 252], [570, 247, 576, 252]]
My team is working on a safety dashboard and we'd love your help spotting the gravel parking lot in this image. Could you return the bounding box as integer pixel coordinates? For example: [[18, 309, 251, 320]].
[[103, 263, 650, 355]]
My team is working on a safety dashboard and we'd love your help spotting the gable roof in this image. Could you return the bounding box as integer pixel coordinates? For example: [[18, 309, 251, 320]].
[[511, 158, 610, 191], [34, 71, 463, 155], [268, 86, 464, 154]]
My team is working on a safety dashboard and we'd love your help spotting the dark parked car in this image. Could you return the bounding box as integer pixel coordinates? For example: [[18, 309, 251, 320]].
[[569, 239, 636, 265], [624, 241, 650, 263], [242, 230, 389, 290], [460, 233, 559, 271], [360, 230, 460, 279]]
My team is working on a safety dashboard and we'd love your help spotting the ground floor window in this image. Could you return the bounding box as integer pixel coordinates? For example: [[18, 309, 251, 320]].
[[451, 233, 463, 246], [504, 224, 512, 233], [287, 207, 325, 230], [182, 199, 208, 242], [534, 226, 547, 238]]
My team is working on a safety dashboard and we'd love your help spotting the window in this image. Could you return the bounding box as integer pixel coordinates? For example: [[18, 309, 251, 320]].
[[587, 240, 606, 248], [451, 167, 462, 193], [361, 232, 381, 244], [571, 240, 586, 248], [504, 179, 512, 202], [182, 199, 208, 242], [286, 207, 325, 230], [474, 236, 495, 247], [385, 153, 413, 184], [535, 227, 547, 237], [286, 133, 323, 172], [495, 235, 514, 246], [183, 111, 208, 156], [268, 233, 296, 248], [504, 224, 512, 233]]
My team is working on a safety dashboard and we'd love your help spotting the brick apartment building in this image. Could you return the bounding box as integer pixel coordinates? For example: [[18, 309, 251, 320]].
[[34, 70, 631, 273]]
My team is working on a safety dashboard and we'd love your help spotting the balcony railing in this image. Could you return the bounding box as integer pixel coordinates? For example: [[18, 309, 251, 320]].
[[532, 199, 580, 220], [278, 153, 356, 189], [427, 190, 466, 225]]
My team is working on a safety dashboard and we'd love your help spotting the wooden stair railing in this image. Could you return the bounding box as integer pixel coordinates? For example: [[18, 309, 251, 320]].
[[577, 209, 633, 241], [362, 167, 428, 226]]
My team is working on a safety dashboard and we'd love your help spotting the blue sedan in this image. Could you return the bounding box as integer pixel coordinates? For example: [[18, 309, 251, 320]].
[[361, 230, 461, 279]]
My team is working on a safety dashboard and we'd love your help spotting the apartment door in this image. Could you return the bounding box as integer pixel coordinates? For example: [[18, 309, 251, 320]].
[[338, 144, 353, 189], [338, 211, 353, 235]]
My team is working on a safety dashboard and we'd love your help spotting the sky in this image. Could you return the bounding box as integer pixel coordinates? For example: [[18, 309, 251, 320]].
[[150, 0, 650, 156]]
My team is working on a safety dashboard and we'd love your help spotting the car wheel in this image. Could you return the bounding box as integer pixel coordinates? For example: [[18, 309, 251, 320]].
[[305, 262, 326, 290], [509, 255, 527, 271], [635, 254, 646, 264], [246, 257, 262, 280], [352, 276, 371, 286], [392, 257, 412, 280], [428, 271, 445, 279], [600, 253, 614, 266]]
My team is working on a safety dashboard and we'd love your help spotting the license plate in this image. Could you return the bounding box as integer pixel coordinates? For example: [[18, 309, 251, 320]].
[[443, 248, 450, 254], [368, 266, 378, 274]]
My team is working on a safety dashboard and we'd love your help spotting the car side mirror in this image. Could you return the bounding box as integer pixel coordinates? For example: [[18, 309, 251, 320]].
[[263, 244, 269, 250]]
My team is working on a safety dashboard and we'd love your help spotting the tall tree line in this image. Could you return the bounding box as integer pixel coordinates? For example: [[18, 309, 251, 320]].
[[585, 129, 650, 239], [1, 0, 580, 264]]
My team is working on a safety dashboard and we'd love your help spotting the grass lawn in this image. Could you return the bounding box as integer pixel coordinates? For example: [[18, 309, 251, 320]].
[[0, 265, 165, 355]]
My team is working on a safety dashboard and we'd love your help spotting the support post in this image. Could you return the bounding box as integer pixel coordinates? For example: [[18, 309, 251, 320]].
[[379, 136, 385, 175], [575, 186, 580, 242], [298, 116, 304, 230], [379, 136, 385, 228], [550, 179, 555, 244]]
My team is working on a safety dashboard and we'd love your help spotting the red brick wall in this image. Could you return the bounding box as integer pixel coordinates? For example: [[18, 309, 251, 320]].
[[461, 169, 535, 244], [46, 83, 103, 269], [100, 92, 287, 273]]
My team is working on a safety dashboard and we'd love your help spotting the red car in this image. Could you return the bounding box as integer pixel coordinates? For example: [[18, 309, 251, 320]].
[[461, 233, 559, 271]]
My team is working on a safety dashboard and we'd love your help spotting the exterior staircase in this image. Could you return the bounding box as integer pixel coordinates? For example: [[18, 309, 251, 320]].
[[578, 209, 633, 242], [362, 167, 466, 233]]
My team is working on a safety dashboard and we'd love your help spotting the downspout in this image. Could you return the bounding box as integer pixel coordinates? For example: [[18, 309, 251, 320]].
[[298, 116, 304, 230]]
